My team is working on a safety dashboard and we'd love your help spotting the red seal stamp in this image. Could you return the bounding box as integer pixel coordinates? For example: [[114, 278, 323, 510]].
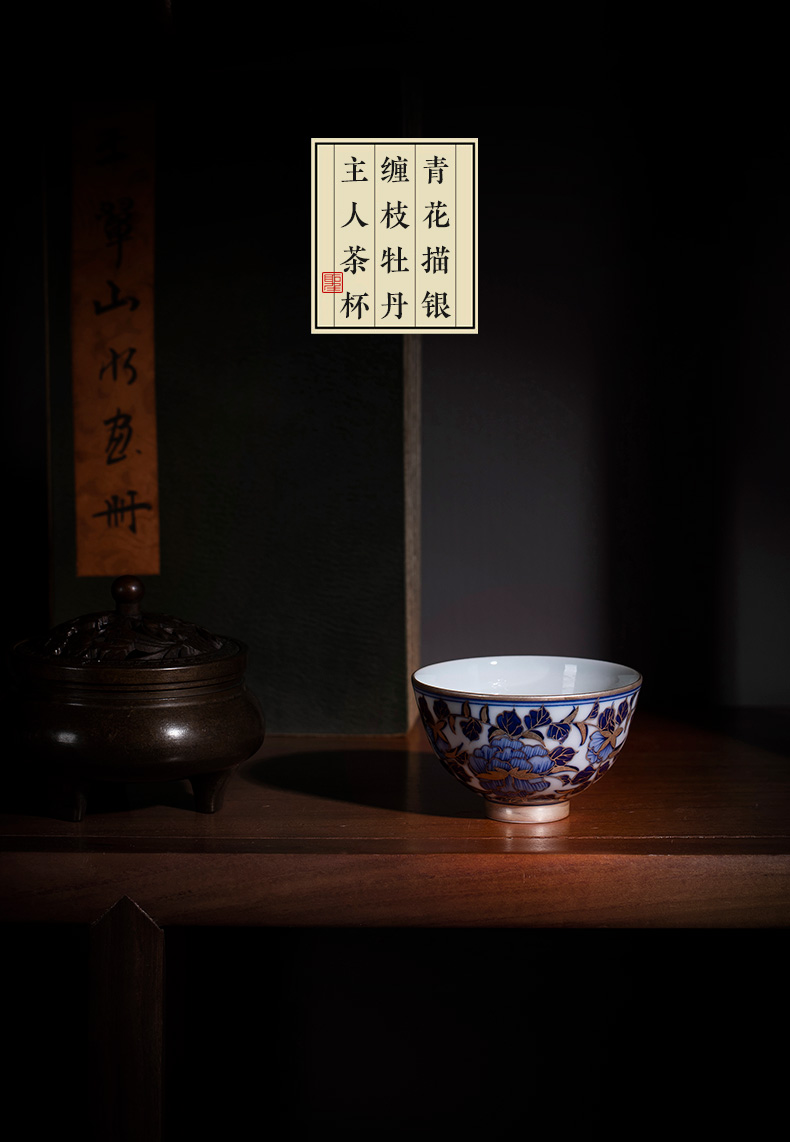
[[322, 271, 343, 293]]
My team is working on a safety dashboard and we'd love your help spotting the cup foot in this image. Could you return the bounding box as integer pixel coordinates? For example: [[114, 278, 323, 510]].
[[485, 800, 570, 823]]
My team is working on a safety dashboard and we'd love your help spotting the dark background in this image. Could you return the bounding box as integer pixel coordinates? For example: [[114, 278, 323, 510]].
[[4, 10, 788, 720], [2, 4, 785, 1138]]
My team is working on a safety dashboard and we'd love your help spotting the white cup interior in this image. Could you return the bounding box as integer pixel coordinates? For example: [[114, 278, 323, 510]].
[[413, 655, 641, 698]]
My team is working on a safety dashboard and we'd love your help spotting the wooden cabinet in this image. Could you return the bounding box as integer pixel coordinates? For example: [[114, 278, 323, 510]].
[[1, 713, 787, 1138], [3, 713, 788, 928]]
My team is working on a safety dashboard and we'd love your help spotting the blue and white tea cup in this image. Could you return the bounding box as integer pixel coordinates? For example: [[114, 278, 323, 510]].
[[412, 655, 642, 823]]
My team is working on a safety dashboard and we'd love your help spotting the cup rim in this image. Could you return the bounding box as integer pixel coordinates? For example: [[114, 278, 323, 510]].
[[411, 654, 643, 703]]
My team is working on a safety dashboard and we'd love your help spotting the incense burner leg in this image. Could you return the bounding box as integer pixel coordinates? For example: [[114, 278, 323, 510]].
[[189, 765, 238, 813]]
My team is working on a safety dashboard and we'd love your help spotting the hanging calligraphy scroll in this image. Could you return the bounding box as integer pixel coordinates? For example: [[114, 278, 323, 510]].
[[71, 103, 159, 576], [311, 139, 477, 333]]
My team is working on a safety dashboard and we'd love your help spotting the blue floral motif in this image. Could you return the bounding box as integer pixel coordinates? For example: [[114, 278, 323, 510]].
[[599, 706, 616, 733], [470, 740, 553, 794], [585, 696, 632, 765], [570, 763, 598, 787], [419, 695, 450, 754], [494, 709, 523, 738], [425, 722, 446, 754], [416, 685, 639, 806], [547, 721, 571, 743], [523, 706, 551, 732], [460, 717, 483, 741], [587, 729, 615, 763]]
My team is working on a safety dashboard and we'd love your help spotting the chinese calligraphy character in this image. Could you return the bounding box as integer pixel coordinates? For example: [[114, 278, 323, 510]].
[[103, 408, 134, 465], [97, 198, 134, 269], [382, 293, 408, 319], [381, 155, 409, 183], [422, 246, 450, 274], [340, 291, 370, 320], [93, 279, 140, 314], [341, 156, 368, 182], [424, 155, 449, 183], [423, 202, 450, 228], [99, 346, 137, 385], [381, 201, 409, 228], [92, 490, 152, 533], [380, 247, 409, 273], [341, 246, 369, 274], [422, 291, 452, 318], [341, 202, 369, 227], [314, 137, 476, 332]]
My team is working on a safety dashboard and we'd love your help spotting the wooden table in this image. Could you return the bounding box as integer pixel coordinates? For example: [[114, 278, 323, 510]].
[[2, 712, 788, 928], [1, 711, 787, 1140]]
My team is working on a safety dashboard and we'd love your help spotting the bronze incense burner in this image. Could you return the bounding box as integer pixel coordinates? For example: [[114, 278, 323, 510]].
[[11, 576, 265, 821]]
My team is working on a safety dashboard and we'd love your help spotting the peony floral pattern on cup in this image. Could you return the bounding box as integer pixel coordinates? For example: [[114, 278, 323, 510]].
[[415, 689, 640, 806]]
